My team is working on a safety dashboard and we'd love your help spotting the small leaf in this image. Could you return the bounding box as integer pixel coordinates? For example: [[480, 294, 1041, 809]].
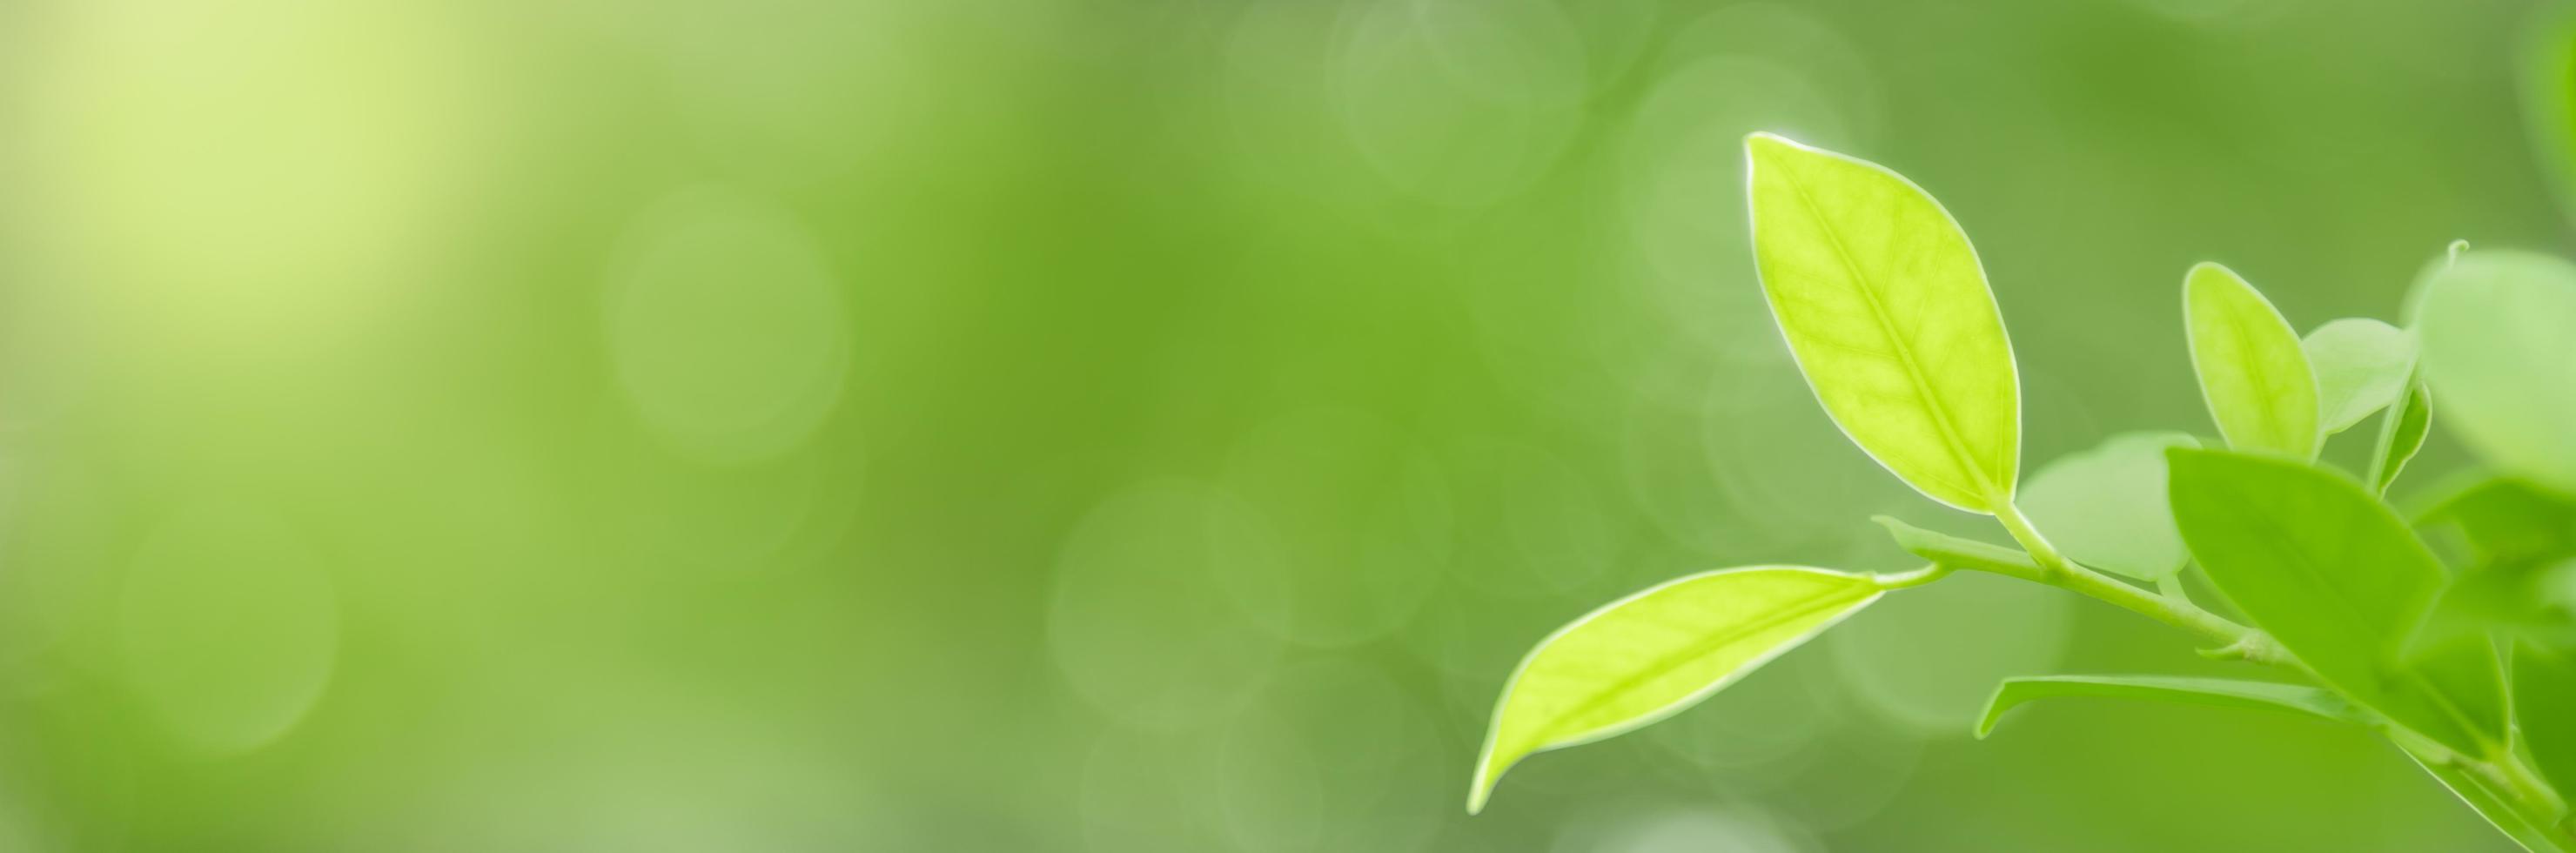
[[2412, 250, 2576, 494], [1976, 675, 2361, 739], [2166, 449, 2506, 754], [2018, 433, 2200, 581], [1744, 133, 2020, 514], [2302, 319, 2417, 434], [2371, 381, 2432, 494], [2184, 263, 2320, 460], [2515, 642, 2576, 798], [1469, 566, 1889, 813]]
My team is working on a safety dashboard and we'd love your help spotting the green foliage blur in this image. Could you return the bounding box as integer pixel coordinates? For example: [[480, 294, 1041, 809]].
[[0, 0, 2564, 849]]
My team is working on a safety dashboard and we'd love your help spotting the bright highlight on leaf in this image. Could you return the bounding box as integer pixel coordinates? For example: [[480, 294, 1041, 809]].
[[2165, 449, 2505, 754], [2018, 433, 2199, 581], [1976, 675, 2360, 739], [1744, 133, 2020, 514], [2412, 250, 2576, 494], [2303, 318, 2417, 434], [2184, 264, 2319, 460], [1469, 566, 1890, 814]]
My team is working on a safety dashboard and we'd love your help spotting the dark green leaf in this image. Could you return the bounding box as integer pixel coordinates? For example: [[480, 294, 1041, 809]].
[[2166, 449, 2506, 754], [2515, 642, 2576, 799]]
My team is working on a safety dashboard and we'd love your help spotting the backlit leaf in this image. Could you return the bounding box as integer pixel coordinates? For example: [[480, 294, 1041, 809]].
[[1976, 675, 2360, 739], [2412, 251, 2576, 494], [1744, 133, 2020, 513], [2018, 433, 2199, 581], [2303, 318, 2416, 434], [2166, 449, 2505, 754], [1470, 566, 1888, 813], [2184, 263, 2319, 460]]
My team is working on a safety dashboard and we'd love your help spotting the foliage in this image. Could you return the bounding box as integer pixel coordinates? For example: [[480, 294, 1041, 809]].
[[1467, 137, 2576, 850]]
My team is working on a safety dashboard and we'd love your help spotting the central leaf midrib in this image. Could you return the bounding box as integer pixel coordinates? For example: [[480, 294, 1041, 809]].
[[2222, 297, 2298, 451], [1526, 582, 1868, 748], [1778, 166, 1996, 503]]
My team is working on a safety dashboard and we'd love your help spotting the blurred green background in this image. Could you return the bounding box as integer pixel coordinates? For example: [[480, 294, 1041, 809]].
[[0, 0, 2563, 849]]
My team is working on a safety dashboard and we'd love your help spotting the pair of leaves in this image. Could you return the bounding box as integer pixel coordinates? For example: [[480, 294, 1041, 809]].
[[2187, 266, 2424, 463], [1473, 136, 2011, 812]]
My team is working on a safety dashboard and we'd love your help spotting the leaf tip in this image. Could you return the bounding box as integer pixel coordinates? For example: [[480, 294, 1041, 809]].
[[1974, 682, 2014, 740], [1742, 131, 1816, 168], [2184, 260, 2240, 292], [1466, 747, 1506, 815]]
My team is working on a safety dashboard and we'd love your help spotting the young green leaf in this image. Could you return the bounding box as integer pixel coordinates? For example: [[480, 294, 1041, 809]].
[[2018, 433, 2200, 581], [2371, 381, 2432, 494], [1470, 566, 1891, 813], [1744, 134, 2020, 514], [2184, 263, 2320, 460], [2303, 318, 2417, 434], [2412, 251, 2576, 494], [2166, 449, 2505, 754], [2515, 642, 2576, 797], [1976, 675, 2361, 739]]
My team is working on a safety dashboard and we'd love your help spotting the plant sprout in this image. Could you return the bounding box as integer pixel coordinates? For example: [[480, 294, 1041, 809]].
[[1466, 133, 2576, 851]]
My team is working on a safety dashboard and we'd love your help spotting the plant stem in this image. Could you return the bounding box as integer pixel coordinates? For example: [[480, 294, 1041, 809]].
[[1976, 503, 2568, 845], [1990, 501, 2292, 666]]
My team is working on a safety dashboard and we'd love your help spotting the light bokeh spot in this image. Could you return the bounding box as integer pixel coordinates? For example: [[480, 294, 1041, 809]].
[[117, 503, 339, 756], [607, 185, 853, 464]]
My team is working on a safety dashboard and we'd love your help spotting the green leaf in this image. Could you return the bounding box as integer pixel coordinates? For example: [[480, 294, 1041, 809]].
[[2303, 318, 2417, 434], [2515, 642, 2576, 799], [2418, 476, 2576, 568], [2412, 250, 2576, 494], [2404, 747, 2576, 853], [1976, 675, 2361, 739], [1470, 566, 1889, 813], [2018, 433, 2200, 581], [1872, 515, 2040, 577], [2165, 449, 2505, 754], [1744, 133, 2020, 514], [2371, 381, 2432, 494], [2184, 263, 2320, 460], [2410, 477, 2576, 652]]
